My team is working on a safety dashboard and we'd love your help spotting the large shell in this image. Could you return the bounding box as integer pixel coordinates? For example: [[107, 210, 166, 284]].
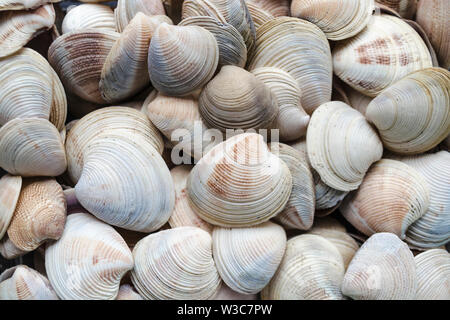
[[248, 17, 332, 114], [48, 29, 120, 104], [0, 175, 21, 239], [212, 221, 286, 294], [0, 118, 67, 177], [0, 4, 55, 58], [0, 265, 58, 300], [131, 227, 221, 300], [291, 0, 374, 40], [416, 0, 448, 69], [268, 143, 315, 230], [187, 133, 292, 227], [245, 0, 289, 16], [148, 23, 219, 97], [114, 0, 166, 32], [261, 234, 345, 300], [62, 4, 115, 34], [342, 233, 416, 300], [341, 159, 430, 239], [414, 249, 450, 300], [366, 68, 450, 155], [306, 101, 383, 192], [199, 66, 278, 132], [333, 14, 433, 97], [7, 178, 66, 252], [0, 0, 60, 11], [45, 213, 133, 300], [376, 0, 417, 19], [252, 67, 309, 141]]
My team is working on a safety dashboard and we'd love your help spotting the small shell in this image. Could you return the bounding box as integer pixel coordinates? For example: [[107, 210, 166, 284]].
[[45, 213, 134, 300], [245, 0, 289, 16], [187, 133, 292, 227], [414, 249, 450, 300], [0, 265, 58, 300], [114, 0, 166, 32], [7, 178, 66, 252], [341, 159, 430, 239], [62, 4, 115, 34], [261, 234, 345, 300], [0, 0, 60, 11], [333, 14, 433, 97], [291, 0, 374, 40], [307, 101, 383, 192], [366, 67, 450, 155], [0, 4, 55, 58], [342, 233, 416, 300], [0, 175, 21, 239], [376, 0, 417, 19], [148, 23, 219, 97], [131, 227, 221, 300], [0, 118, 67, 177], [212, 221, 287, 294], [116, 284, 144, 300], [199, 65, 278, 132]]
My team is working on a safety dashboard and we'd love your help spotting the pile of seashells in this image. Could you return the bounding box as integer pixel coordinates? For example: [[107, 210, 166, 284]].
[[0, 0, 449, 300]]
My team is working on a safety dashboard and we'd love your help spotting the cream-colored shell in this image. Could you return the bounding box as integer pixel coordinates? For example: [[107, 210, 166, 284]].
[[0, 235, 26, 259], [245, 3, 274, 31], [414, 249, 450, 300], [62, 4, 115, 34], [0, 0, 60, 11], [114, 0, 166, 32], [246, 0, 289, 16], [0, 174, 21, 239]]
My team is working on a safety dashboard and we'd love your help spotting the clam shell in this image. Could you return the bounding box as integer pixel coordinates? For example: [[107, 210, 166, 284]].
[[114, 0, 166, 32], [199, 65, 278, 132], [0, 235, 26, 259], [333, 14, 433, 97], [116, 284, 144, 300], [291, 0, 374, 40], [366, 67, 450, 155], [376, 0, 417, 19], [0, 118, 67, 177], [212, 221, 286, 294], [261, 234, 345, 300], [187, 133, 292, 227], [248, 17, 332, 114], [45, 213, 133, 300], [0, 4, 55, 58], [7, 178, 66, 252], [131, 227, 221, 300], [62, 4, 115, 34], [245, 0, 289, 16], [245, 2, 274, 31], [0, 175, 21, 239], [252, 67, 309, 141], [414, 249, 450, 300], [0, 265, 58, 300], [148, 23, 219, 97], [0, 0, 60, 11], [341, 159, 430, 239], [342, 233, 416, 300], [307, 101, 383, 192], [49, 68, 68, 132]]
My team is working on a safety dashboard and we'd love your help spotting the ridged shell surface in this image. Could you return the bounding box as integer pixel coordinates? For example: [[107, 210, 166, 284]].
[[414, 249, 450, 300]]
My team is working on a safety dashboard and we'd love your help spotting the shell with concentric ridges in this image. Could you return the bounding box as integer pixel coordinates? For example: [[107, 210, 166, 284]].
[[415, 249, 450, 300]]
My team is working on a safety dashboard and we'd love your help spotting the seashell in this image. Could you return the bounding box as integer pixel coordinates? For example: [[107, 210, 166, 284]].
[[114, 0, 166, 32], [342, 232, 416, 300], [341, 159, 430, 239], [131, 226, 221, 300], [0, 265, 58, 300], [179, 16, 247, 68], [262, 234, 345, 300], [268, 143, 314, 230], [48, 29, 120, 104], [248, 17, 332, 114], [49, 69, 68, 132], [7, 178, 66, 252], [62, 4, 115, 34], [245, 0, 289, 16], [396, 151, 450, 248], [116, 284, 144, 300], [187, 133, 292, 227], [148, 23, 219, 97], [0, 235, 26, 259], [308, 217, 359, 270], [376, 0, 417, 19], [366, 67, 450, 155], [213, 221, 286, 294], [0, 0, 60, 11], [0, 4, 55, 58], [416, 0, 449, 69], [346, 85, 372, 116], [0, 175, 21, 239], [213, 283, 258, 300], [199, 66, 278, 132], [291, 0, 374, 41], [45, 213, 133, 300], [252, 67, 309, 141], [332, 14, 433, 97], [169, 165, 213, 234], [245, 3, 274, 31], [307, 101, 383, 192], [414, 249, 450, 300], [0, 118, 67, 177], [100, 13, 167, 103]]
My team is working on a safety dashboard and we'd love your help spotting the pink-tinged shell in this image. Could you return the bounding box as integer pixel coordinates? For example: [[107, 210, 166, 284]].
[[0, 174, 21, 239]]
